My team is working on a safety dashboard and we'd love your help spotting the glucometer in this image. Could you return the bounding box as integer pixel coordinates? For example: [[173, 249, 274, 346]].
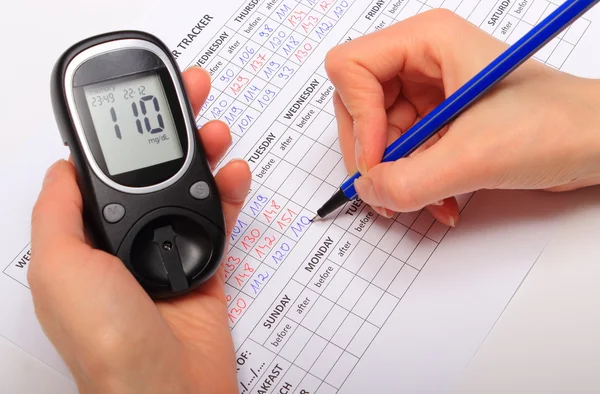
[[50, 30, 226, 299]]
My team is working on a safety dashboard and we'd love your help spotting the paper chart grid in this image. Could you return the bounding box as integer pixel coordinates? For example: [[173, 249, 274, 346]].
[[1, 0, 593, 393]]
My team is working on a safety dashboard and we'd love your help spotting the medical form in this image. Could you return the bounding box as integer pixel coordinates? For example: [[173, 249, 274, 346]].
[[1, 0, 599, 392]]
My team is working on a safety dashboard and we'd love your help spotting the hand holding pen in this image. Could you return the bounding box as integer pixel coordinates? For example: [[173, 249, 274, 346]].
[[315, 4, 600, 225]]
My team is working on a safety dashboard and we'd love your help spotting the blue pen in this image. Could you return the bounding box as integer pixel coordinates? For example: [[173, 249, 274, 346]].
[[312, 0, 599, 221]]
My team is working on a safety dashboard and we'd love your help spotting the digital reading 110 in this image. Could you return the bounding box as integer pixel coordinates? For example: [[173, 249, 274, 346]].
[[51, 30, 228, 299]]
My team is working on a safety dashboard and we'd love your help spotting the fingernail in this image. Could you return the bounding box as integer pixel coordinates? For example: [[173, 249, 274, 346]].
[[448, 216, 456, 227], [355, 141, 367, 174], [432, 200, 444, 206], [373, 206, 387, 217], [384, 208, 395, 218], [43, 160, 63, 186], [354, 176, 381, 207]]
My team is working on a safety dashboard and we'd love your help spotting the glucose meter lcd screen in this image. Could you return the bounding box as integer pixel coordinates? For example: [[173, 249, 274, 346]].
[[83, 72, 184, 176]]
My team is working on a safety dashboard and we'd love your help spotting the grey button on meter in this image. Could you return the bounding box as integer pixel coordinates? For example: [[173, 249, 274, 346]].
[[103, 203, 126, 223], [190, 181, 210, 199]]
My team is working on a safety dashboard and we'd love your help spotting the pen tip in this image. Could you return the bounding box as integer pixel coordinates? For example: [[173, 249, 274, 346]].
[[310, 214, 320, 222]]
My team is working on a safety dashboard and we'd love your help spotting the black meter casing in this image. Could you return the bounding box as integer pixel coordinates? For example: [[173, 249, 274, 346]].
[[50, 31, 226, 299]]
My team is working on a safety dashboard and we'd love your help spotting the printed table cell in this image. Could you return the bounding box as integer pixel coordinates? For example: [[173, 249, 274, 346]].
[[292, 174, 322, 206], [266, 317, 299, 352], [222, 102, 250, 132], [309, 14, 338, 42], [322, 267, 354, 302], [426, 220, 450, 243], [295, 334, 328, 371], [304, 110, 334, 140], [284, 2, 312, 30], [325, 158, 348, 186], [325, 351, 359, 388], [317, 119, 337, 146], [347, 321, 379, 358], [206, 94, 235, 121], [306, 182, 337, 214], [377, 221, 409, 254], [506, 20, 533, 45], [348, 207, 377, 239], [492, 14, 519, 42], [230, 212, 254, 246], [564, 18, 590, 44], [395, 0, 423, 21], [276, 31, 304, 59], [284, 208, 316, 241], [243, 186, 274, 218], [291, 37, 318, 65], [4, 243, 31, 288], [251, 17, 283, 45], [331, 313, 363, 349], [231, 41, 262, 69], [264, 159, 295, 191], [225, 283, 240, 307], [265, 23, 295, 55], [386, 0, 410, 18], [296, 373, 323, 394], [273, 201, 304, 234], [362, 215, 394, 248], [244, 48, 277, 76], [357, 247, 389, 282], [302, 295, 334, 331], [536, 37, 561, 62], [228, 255, 262, 290], [212, 28, 243, 60], [336, 275, 369, 311], [287, 286, 320, 323], [239, 12, 268, 39], [366, 14, 395, 34], [522, 0, 549, 25], [274, 129, 301, 159], [312, 148, 341, 181], [342, 240, 374, 274], [510, 0, 532, 18], [328, 232, 360, 266], [310, 342, 344, 380], [242, 262, 276, 297], [367, 292, 399, 328], [291, 104, 321, 134], [280, 325, 313, 362], [227, 70, 255, 99], [388, 264, 418, 299], [298, 9, 326, 36], [352, 284, 384, 319], [316, 383, 338, 394], [440, 0, 462, 11], [285, 135, 313, 165], [372, 256, 404, 290], [279, 167, 309, 199], [252, 154, 281, 184], [411, 209, 436, 235], [316, 304, 349, 340], [223, 246, 246, 279], [213, 62, 243, 91], [251, 83, 282, 112], [257, 193, 290, 227], [308, 261, 339, 294], [233, 107, 261, 136], [228, 295, 254, 328], [391, 229, 423, 263], [407, 237, 437, 270], [237, 78, 267, 107], [265, 236, 296, 269], [548, 39, 574, 69]]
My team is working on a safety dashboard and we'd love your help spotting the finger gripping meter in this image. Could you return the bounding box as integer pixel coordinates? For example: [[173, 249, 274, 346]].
[[50, 31, 226, 299]]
